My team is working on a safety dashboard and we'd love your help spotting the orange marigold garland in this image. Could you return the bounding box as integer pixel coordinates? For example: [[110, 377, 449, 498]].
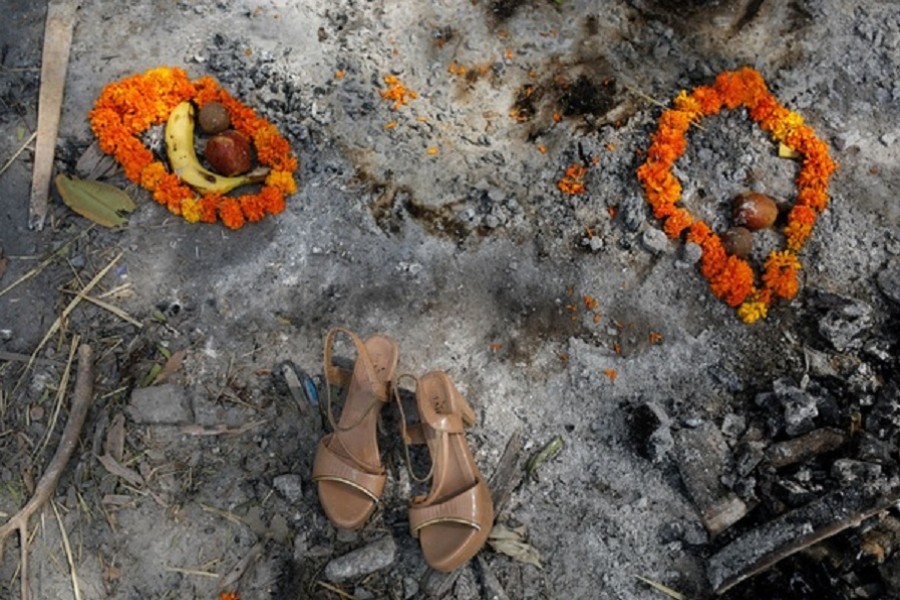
[[636, 67, 837, 323], [89, 66, 298, 229]]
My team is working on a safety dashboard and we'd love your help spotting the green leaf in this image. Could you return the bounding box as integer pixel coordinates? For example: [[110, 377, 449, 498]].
[[140, 363, 163, 387], [16, 126, 25, 141], [55, 174, 135, 228]]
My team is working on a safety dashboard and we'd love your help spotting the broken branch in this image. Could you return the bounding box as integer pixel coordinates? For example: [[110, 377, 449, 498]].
[[0, 343, 93, 600]]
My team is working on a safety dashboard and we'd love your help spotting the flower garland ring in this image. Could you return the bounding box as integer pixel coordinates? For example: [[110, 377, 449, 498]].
[[89, 67, 298, 229], [636, 67, 837, 323]]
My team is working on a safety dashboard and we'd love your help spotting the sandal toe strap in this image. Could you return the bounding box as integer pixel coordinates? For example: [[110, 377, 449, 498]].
[[312, 436, 386, 502], [409, 479, 492, 537]]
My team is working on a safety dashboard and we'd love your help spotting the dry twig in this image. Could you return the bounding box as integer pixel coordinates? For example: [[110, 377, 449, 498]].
[[0, 344, 93, 600]]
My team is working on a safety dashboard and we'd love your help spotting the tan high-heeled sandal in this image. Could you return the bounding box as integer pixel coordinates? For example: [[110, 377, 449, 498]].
[[312, 327, 399, 530], [396, 371, 493, 572]]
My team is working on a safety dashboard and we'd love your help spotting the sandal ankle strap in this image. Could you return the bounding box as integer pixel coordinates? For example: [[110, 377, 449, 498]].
[[323, 327, 392, 434]]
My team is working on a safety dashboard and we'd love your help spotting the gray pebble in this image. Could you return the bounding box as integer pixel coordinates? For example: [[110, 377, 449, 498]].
[[273, 474, 304, 504], [680, 242, 702, 265], [641, 227, 670, 254], [127, 384, 192, 424], [831, 458, 882, 486], [876, 261, 900, 305], [324, 535, 396, 582], [619, 195, 646, 232], [773, 378, 819, 436], [720, 413, 746, 438], [818, 298, 874, 351]]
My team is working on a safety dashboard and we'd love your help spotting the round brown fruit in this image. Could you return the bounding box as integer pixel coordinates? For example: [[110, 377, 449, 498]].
[[205, 130, 252, 176], [732, 192, 778, 230], [198, 102, 230, 134], [722, 226, 753, 259]]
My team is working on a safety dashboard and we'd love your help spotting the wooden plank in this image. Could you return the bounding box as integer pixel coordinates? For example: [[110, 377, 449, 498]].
[[708, 481, 900, 594], [29, 0, 80, 231]]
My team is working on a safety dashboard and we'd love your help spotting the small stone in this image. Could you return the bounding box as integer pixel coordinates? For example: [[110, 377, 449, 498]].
[[269, 513, 290, 544], [293, 532, 310, 561], [680, 242, 702, 265], [735, 440, 766, 477], [641, 227, 670, 254], [876, 261, 900, 305], [324, 535, 396, 582], [127, 383, 192, 424], [721, 413, 746, 438], [682, 520, 710, 546], [658, 521, 684, 544], [831, 459, 882, 486], [619, 195, 645, 232], [818, 298, 874, 351], [273, 474, 304, 504], [484, 215, 501, 228], [773, 378, 819, 436], [589, 236, 603, 252], [403, 576, 420, 599]]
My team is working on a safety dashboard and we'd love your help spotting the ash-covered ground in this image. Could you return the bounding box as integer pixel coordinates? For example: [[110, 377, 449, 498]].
[[1, 0, 899, 599]]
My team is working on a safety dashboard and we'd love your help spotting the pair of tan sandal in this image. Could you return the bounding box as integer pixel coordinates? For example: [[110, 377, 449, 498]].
[[311, 327, 494, 573]]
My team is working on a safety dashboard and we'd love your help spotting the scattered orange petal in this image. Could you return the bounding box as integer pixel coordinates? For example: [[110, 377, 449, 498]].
[[603, 369, 618, 382]]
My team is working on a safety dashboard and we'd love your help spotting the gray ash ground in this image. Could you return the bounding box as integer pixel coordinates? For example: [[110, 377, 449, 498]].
[[1, 0, 900, 599]]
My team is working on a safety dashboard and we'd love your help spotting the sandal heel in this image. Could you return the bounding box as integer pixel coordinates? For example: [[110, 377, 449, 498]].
[[402, 370, 493, 572]]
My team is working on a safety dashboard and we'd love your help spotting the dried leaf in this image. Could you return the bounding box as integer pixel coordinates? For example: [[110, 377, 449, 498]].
[[0, 252, 7, 283], [97, 453, 144, 487], [55, 174, 135, 228], [488, 524, 543, 569], [104, 413, 126, 463], [154, 348, 187, 385]]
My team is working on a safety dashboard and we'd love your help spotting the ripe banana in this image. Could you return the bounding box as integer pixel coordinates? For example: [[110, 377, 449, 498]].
[[165, 101, 267, 195]]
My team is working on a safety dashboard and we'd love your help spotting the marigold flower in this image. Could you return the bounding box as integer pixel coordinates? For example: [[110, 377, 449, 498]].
[[219, 197, 245, 230], [636, 67, 836, 323], [663, 208, 693, 239], [709, 256, 755, 307], [737, 300, 768, 324], [89, 66, 299, 229], [762, 251, 802, 299]]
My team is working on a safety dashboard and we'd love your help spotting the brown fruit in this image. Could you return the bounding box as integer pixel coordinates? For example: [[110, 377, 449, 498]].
[[732, 192, 778, 230], [198, 101, 230, 134], [722, 226, 753, 259], [205, 130, 252, 176]]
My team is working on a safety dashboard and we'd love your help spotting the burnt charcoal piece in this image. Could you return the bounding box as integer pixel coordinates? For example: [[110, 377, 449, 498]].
[[765, 427, 848, 469], [674, 422, 748, 536], [708, 480, 900, 594]]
